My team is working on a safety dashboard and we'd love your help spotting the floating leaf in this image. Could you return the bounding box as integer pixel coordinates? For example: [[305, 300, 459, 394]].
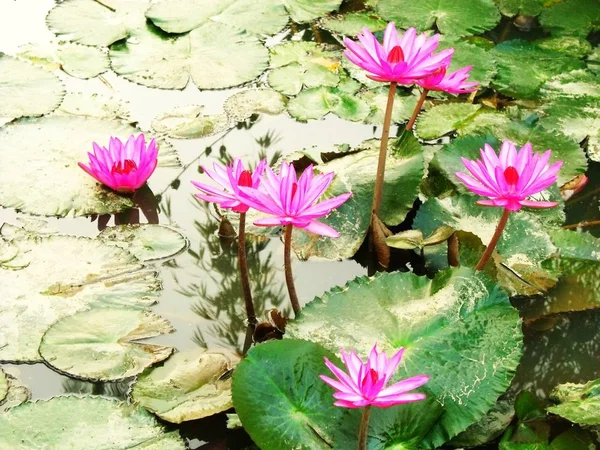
[[547, 379, 600, 425], [131, 348, 239, 423], [223, 89, 287, 122], [0, 231, 160, 363], [287, 86, 369, 122], [0, 54, 64, 119], [446, 42, 496, 88], [0, 396, 186, 449], [358, 87, 420, 124], [319, 12, 388, 36], [539, 0, 600, 37], [0, 370, 30, 413], [151, 105, 231, 139], [495, 0, 544, 17], [451, 399, 515, 447], [377, 0, 501, 38], [491, 40, 585, 99], [98, 224, 189, 262], [0, 116, 179, 217], [291, 136, 424, 260], [40, 308, 173, 381], [146, 0, 342, 34], [416, 103, 481, 140], [56, 43, 109, 79], [588, 45, 600, 75], [535, 36, 592, 59], [540, 69, 600, 100], [267, 42, 341, 96], [287, 268, 522, 447], [232, 339, 343, 450], [110, 23, 268, 90], [55, 92, 131, 121], [46, 0, 149, 46]]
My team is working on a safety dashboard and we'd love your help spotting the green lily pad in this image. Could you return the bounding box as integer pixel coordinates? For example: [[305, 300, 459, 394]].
[[588, 45, 600, 75], [535, 36, 592, 59], [491, 40, 585, 99], [287, 268, 522, 448], [358, 87, 420, 125], [319, 12, 388, 36], [416, 103, 481, 140], [495, 0, 544, 17], [0, 230, 161, 363], [40, 308, 174, 381], [56, 43, 109, 79], [540, 70, 600, 100], [0, 116, 180, 217], [55, 92, 131, 121], [146, 0, 342, 34], [109, 23, 268, 90], [287, 86, 370, 121], [0, 54, 64, 119], [414, 195, 556, 270], [232, 339, 344, 450], [547, 379, 600, 425], [0, 370, 31, 413], [97, 224, 189, 262], [267, 42, 341, 96], [151, 105, 231, 139], [46, 0, 149, 47], [223, 89, 288, 122], [451, 399, 515, 447], [445, 42, 496, 88], [0, 396, 186, 449], [131, 348, 239, 423], [539, 0, 600, 37], [291, 136, 424, 260], [377, 0, 501, 38]]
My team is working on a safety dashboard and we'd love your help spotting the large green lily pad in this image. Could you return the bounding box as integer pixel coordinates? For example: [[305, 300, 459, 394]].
[[496, 0, 544, 17], [40, 308, 174, 381], [416, 103, 481, 140], [98, 225, 189, 262], [377, 0, 501, 38], [232, 339, 344, 450], [0, 116, 179, 217], [287, 268, 522, 447], [491, 40, 585, 99], [547, 379, 600, 425], [287, 86, 370, 122], [0, 54, 64, 119], [109, 23, 268, 90], [0, 230, 161, 363], [540, 70, 600, 100], [146, 0, 342, 34], [131, 348, 239, 423], [539, 0, 600, 37], [291, 136, 424, 260], [0, 396, 186, 449], [46, 0, 150, 46], [319, 12, 388, 36]]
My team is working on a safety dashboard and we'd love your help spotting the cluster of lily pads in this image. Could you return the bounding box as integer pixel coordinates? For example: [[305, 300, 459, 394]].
[[0, 0, 600, 448]]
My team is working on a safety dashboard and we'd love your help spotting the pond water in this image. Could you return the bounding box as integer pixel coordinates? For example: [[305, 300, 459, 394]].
[[1, 0, 600, 448]]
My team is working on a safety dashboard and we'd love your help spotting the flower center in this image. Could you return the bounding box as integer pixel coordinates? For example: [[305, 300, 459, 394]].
[[291, 182, 298, 199], [387, 46, 405, 65], [361, 368, 379, 390], [504, 166, 519, 186], [111, 159, 137, 175], [237, 170, 253, 187]]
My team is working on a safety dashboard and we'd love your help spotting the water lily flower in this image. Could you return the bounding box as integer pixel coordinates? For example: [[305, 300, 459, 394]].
[[456, 141, 562, 211], [192, 158, 266, 213], [416, 65, 479, 94], [239, 162, 352, 238], [79, 134, 158, 194], [343, 22, 454, 84], [321, 345, 429, 408]]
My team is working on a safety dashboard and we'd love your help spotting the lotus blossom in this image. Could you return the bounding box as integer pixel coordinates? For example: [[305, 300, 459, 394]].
[[416, 65, 479, 94], [192, 158, 266, 213], [343, 22, 454, 84], [78, 134, 158, 194], [320, 345, 429, 409], [456, 141, 563, 211], [239, 162, 351, 238]]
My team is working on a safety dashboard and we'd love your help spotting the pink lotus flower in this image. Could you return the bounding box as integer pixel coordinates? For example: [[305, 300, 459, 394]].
[[456, 141, 563, 211], [321, 345, 429, 408], [343, 22, 454, 84], [79, 134, 158, 194], [416, 65, 479, 94], [192, 158, 266, 213], [239, 162, 351, 238]]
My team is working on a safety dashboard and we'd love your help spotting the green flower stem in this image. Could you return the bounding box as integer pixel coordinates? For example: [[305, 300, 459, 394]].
[[372, 81, 397, 217], [238, 212, 257, 327], [358, 405, 372, 450], [405, 88, 429, 131], [284, 224, 301, 315], [475, 208, 511, 271]]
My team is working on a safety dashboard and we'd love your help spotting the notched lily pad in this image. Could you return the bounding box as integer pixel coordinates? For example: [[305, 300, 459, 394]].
[[416, 103, 481, 140], [55, 92, 132, 121], [0, 369, 31, 413], [223, 89, 287, 122], [547, 379, 600, 425], [131, 348, 239, 423], [40, 308, 174, 381], [151, 105, 231, 139], [319, 11, 388, 36], [287, 86, 369, 122]]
